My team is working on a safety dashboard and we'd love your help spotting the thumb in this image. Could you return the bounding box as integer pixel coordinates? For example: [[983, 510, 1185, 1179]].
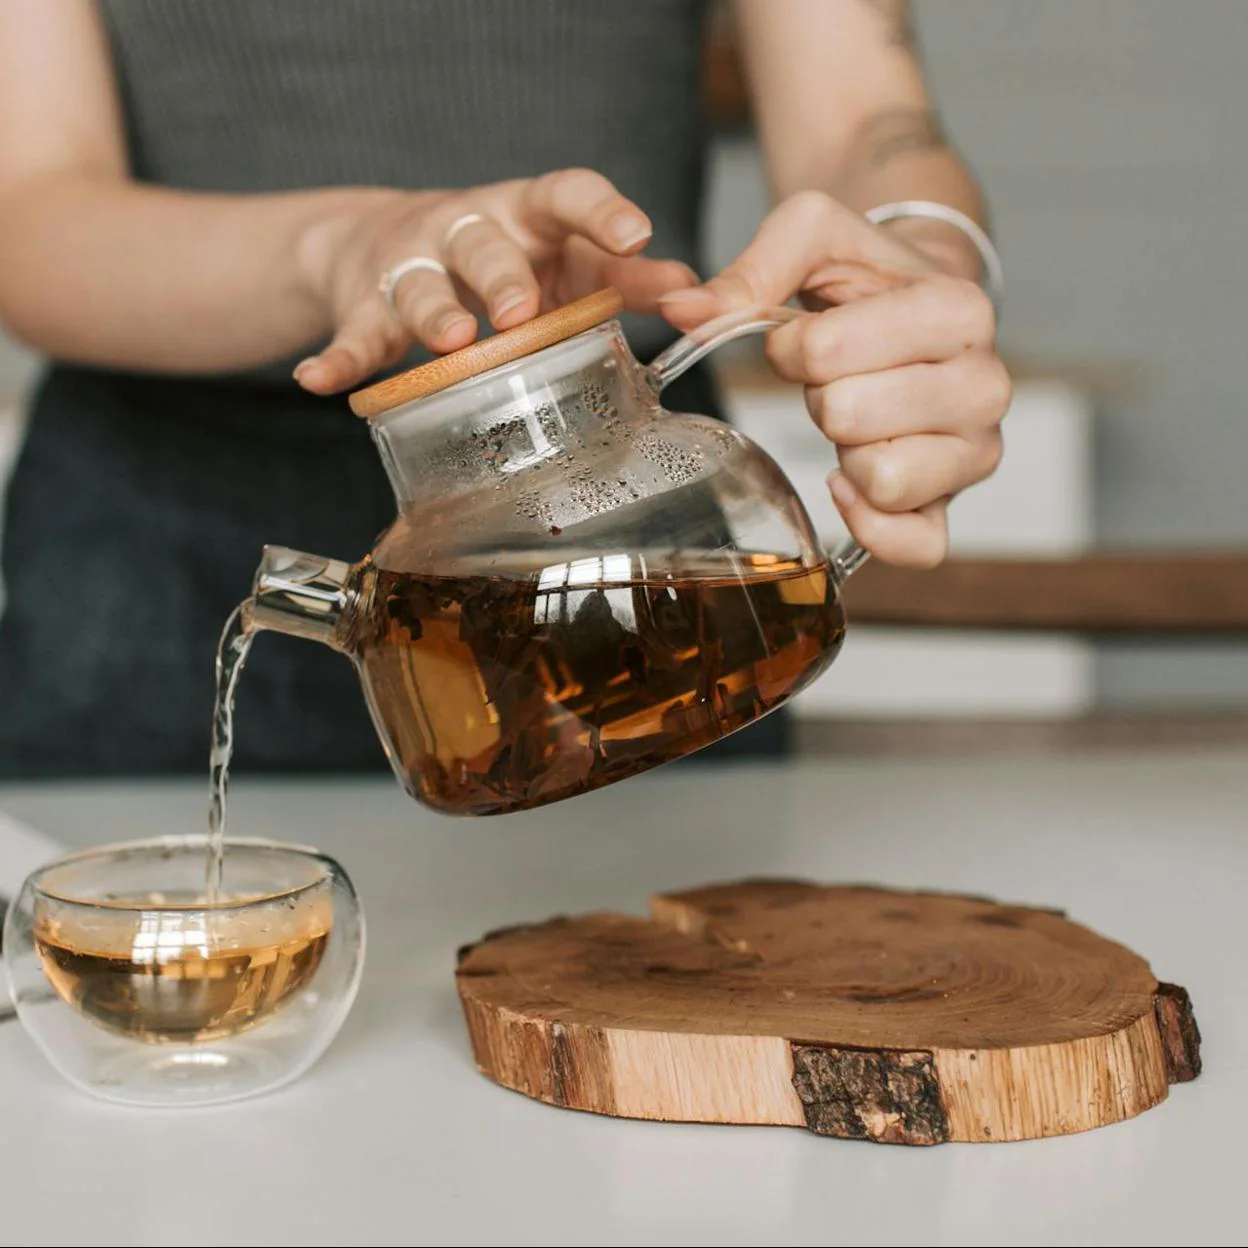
[[658, 191, 917, 330], [656, 238, 799, 331]]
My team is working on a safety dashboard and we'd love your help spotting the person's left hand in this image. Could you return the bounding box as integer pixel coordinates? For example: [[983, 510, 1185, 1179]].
[[658, 191, 1010, 568]]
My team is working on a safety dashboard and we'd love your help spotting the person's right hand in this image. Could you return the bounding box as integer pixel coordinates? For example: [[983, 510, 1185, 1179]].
[[292, 169, 697, 394]]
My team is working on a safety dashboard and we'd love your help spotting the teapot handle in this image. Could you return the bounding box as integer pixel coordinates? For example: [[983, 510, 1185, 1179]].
[[646, 306, 869, 582]]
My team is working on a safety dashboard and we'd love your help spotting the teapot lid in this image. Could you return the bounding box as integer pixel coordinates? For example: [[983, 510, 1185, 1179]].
[[349, 287, 625, 419]]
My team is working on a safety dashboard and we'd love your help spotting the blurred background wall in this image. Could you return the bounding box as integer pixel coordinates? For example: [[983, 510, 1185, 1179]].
[[1, 0, 1243, 710]]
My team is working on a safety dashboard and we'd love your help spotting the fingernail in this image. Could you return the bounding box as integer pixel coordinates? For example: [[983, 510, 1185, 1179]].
[[830, 473, 858, 509], [292, 357, 317, 380], [657, 288, 705, 306], [609, 212, 651, 249], [435, 311, 472, 338], [492, 286, 529, 318]]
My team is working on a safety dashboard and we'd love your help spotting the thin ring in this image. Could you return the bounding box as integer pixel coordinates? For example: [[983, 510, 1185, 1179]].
[[378, 256, 449, 316], [443, 212, 488, 247], [865, 200, 1005, 314]]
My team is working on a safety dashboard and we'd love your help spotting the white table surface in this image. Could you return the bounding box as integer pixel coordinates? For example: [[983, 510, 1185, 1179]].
[[1, 749, 1244, 1248]]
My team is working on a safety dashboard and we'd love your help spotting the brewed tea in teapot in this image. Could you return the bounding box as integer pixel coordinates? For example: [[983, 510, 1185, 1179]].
[[356, 555, 840, 814], [239, 289, 867, 816]]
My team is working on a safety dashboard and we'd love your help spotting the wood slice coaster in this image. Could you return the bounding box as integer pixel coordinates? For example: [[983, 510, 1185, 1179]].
[[456, 880, 1201, 1145]]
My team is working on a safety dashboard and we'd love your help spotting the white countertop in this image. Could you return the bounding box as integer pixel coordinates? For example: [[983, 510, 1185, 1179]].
[[1, 749, 1244, 1248]]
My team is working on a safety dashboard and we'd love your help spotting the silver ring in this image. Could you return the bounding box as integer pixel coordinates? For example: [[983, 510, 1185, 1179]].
[[379, 256, 448, 315], [443, 212, 488, 247]]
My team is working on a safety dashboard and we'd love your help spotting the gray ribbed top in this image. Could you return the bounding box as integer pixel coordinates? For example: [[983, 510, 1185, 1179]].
[[100, 0, 711, 367]]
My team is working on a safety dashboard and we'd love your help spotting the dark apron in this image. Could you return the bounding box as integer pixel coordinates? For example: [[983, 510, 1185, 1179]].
[[0, 361, 789, 781]]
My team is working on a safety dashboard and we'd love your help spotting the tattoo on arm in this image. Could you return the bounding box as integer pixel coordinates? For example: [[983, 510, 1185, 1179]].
[[859, 107, 947, 168], [862, 0, 914, 48], [853, 6, 942, 169]]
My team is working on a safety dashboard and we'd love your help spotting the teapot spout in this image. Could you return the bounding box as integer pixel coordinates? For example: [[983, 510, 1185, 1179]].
[[245, 546, 358, 649]]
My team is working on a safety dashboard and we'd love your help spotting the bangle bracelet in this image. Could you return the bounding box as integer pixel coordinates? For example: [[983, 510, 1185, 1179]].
[[865, 200, 1005, 313]]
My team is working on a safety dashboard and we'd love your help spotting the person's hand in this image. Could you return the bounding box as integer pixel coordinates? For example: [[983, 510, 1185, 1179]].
[[658, 191, 1010, 568], [293, 169, 697, 394]]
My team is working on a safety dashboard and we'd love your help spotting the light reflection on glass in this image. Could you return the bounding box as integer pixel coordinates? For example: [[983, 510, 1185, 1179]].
[[129, 910, 211, 966], [534, 555, 639, 630]]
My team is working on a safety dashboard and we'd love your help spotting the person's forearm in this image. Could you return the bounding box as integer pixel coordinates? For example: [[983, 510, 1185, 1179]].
[[735, 0, 991, 288], [0, 173, 389, 374]]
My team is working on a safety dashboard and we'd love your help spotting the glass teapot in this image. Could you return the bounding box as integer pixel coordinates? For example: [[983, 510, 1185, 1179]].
[[246, 289, 866, 815]]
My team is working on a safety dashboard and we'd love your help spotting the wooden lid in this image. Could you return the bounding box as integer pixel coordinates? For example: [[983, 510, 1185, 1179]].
[[349, 287, 625, 419]]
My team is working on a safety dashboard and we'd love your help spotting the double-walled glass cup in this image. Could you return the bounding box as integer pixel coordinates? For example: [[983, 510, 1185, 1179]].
[[2, 836, 364, 1107]]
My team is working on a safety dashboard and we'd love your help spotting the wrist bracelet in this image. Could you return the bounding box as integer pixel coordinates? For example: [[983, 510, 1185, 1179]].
[[865, 200, 1005, 313]]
